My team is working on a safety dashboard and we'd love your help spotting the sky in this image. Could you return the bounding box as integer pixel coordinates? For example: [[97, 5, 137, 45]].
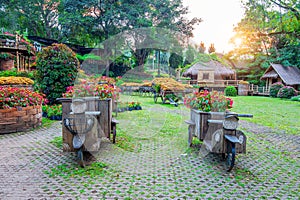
[[183, 0, 245, 53]]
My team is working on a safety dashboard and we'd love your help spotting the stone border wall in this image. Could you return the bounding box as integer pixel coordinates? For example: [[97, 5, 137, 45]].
[[0, 105, 42, 134]]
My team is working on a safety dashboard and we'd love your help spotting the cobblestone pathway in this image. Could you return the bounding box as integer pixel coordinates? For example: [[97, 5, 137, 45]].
[[0, 118, 299, 199]]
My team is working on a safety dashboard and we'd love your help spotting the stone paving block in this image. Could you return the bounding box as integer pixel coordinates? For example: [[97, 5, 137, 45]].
[[0, 120, 299, 199]]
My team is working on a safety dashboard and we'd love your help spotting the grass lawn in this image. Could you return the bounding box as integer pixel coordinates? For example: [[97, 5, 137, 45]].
[[114, 94, 300, 153], [231, 96, 300, 135], [115, 94, 188, 152], [117, 94, 299, 137]]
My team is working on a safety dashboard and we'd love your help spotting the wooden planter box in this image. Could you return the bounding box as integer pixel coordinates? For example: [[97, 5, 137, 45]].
[[58, 97, 112, 152], [0, 105, 42, 134], [190, 109, 223, 141]]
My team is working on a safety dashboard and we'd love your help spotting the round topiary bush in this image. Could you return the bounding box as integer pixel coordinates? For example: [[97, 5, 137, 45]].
[[269, 82, 284, 97], [277, 86, 297, 99], [224, 86, 237, 96], [35, 43, 79, 104]]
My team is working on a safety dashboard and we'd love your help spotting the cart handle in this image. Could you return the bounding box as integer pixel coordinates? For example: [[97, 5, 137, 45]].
[[237, 114, 253, 118], [224, 112, 253, 118]]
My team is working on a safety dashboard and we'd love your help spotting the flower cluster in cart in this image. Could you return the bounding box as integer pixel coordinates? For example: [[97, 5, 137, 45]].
[[184, 90, 233, 112], [62, 78, 121, 100]]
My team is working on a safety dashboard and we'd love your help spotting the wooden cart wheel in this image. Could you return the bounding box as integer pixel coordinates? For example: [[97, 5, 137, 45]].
[[226, 141, 235, 172], [188, 127, 193, 147], [77, 149, 85, 168], [154, 93, 158, 103]]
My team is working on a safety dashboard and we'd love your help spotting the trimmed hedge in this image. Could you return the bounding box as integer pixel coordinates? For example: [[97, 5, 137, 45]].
[[35, 43, 79, 105], [224, 86, 237, 96]]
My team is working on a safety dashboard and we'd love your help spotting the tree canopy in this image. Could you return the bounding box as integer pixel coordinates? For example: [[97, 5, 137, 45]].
[[228, 0, 300, 83], [0, 0, 202, 76]]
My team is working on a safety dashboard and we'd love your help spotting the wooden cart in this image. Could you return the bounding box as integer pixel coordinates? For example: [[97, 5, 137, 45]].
[[58, 97, 113, 152], [185, 110, 252, 171]]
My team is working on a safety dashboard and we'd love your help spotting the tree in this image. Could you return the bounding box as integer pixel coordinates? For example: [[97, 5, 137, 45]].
[[228, 0, 300, 83], [198, 41, 206, 53], [1, 0, 60, 38], [184, 44, 197, 65], [119, 0, 202, 71], [169, 53, 183, 69], [1, 0, 202, 76], [208, 43, 216, 53]]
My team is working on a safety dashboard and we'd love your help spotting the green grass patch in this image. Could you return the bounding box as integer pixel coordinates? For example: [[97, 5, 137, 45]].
[[115, 94, 187, 152], [44, 162, 107, 179], [42, 117, 56, 128], [114, 129, 141, 152], [231, 96, 300, 134], [50, 136, 62, 149]]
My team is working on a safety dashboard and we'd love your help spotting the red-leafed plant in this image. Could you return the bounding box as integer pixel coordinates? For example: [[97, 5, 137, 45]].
[[0, 86, 47, 109]]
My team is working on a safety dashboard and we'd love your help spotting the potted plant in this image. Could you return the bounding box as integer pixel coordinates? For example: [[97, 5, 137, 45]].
[[53, 104, 62, 120], [60, 78, 121, 141], [128, 102, 135, 111], [135, 102, 142, 110], [42, 105, 48, 117]]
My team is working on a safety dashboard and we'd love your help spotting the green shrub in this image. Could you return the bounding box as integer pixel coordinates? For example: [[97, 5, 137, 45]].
[[35, 43, 79, 104], [291, 95, 300, 101], [277, 86, 297, 99], [224, 86, 237, 96], [269, 82, 284, 97], [0, 68, 35, 79]]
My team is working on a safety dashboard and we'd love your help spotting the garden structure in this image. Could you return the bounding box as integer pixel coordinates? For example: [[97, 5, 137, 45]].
[[0, 32, 35, 71], [182, 60, 237, 89], [260, 63, 300, 92]]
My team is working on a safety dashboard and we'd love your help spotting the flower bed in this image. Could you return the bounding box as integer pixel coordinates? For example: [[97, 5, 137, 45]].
[[0, 76, 34, 85], [0, 87, 46, 134]]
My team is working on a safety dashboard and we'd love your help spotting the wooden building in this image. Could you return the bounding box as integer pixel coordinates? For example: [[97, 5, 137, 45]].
[[260, 63, 300, 91], [0, 33, 35, 71], [182, 60, 236, 86]]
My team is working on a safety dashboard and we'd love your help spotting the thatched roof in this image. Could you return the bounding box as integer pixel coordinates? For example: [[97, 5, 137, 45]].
[[261, 63, 300, 85], [182, 60, 235, 78], [261, 70, 278, 79]]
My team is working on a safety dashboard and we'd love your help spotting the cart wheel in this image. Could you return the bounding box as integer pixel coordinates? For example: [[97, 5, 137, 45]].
[[154, 94, 158, 103], [188, 131, 193, 147], [226, 142, 235, 172], [77, 149, 85, 168]]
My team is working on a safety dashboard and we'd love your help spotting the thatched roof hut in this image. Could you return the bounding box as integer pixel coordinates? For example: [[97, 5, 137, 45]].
[[261, 63, 300, 86], [261, 63, 300, 90], [182, 60, 235, 80]]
